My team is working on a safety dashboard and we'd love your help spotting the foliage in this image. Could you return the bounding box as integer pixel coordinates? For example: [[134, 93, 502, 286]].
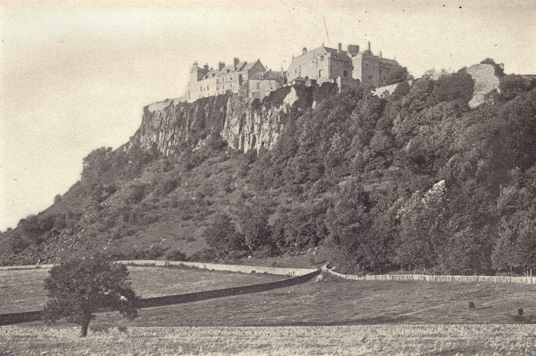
[[237, 204, 272, 250], [4, 65, 536, 275], [383, 65, 410, 86], [165, 249, 187, 261], [43, 255, 139, 337], [480, 58, 505, 77], [204, 214, 245, 257]]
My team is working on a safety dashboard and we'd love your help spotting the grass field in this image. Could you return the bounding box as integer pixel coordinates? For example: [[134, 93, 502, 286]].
[[0, 266, 285, 313], [1, 324, 535, 355], [2, 266, 536, 355]]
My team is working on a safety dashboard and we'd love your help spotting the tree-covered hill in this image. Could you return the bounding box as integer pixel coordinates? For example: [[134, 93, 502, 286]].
[[1, 63, 535, 275]]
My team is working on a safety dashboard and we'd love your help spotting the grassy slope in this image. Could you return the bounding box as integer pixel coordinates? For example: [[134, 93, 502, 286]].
[[0, 266, 285, 313], [4, 267, 536, 326]]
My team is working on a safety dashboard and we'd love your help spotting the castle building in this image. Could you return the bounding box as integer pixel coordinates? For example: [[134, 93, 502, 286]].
[[286, 42, 401, 89], [286, 44, 353, 85], [248, 70, 286, 100], [351, 42, 400, 88], [186, 58, 283, 102], [184, 42, 402, 102]]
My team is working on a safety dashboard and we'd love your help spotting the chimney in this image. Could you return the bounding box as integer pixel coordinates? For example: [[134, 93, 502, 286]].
[[338, 43, 342, 53], [368, 42, 371, 52], [303, 47, 307, 55], [219, 61, 225, 71], [234, 57, 239, 69], [203, 64, 209, 72]]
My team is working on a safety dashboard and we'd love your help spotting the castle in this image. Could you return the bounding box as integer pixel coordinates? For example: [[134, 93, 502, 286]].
[[185, 42, 401, 103]]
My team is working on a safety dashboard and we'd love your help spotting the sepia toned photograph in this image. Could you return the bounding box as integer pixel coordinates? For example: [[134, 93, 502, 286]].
[[1, 0, 536, 354]]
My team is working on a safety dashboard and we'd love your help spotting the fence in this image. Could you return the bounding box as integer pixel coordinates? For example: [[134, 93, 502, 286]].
[[322, 267, 536, 284], [0, 269, 321, 326]]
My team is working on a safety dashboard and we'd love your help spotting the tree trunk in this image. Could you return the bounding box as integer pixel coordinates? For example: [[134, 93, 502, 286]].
[[80, 319, 90, 337]]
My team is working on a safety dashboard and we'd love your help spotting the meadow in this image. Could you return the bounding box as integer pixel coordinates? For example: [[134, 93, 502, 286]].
[[0, 266, 285, 313], [1, 324, 535, 355], [2, 266, 536, 355]]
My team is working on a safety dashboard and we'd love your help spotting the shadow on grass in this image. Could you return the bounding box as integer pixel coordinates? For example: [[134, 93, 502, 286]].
[[428, 346, 481, 356], [473, 305, 493, 310], [258, 315, 410, 326]]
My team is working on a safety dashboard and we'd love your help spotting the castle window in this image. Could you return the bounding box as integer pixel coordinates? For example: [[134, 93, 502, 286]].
[[320, 55, 324, 61], [207, 85, 209, 90], [318, 69, 323, 78], [343, 70, 347, 78], [230, 76, 233, 81]]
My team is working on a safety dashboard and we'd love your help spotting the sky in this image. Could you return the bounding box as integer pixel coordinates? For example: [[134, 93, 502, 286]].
[[1, 0, 535, 231]]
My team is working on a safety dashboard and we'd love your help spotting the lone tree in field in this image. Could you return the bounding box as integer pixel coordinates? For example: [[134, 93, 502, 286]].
[[43, 255, 139, 337]]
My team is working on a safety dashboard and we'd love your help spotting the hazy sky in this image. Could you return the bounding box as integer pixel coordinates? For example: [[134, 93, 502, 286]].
[[1, 0, 535, 231]]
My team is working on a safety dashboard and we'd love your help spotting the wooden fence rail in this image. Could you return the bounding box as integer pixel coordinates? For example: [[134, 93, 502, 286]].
[[323, 267, 536, 284]]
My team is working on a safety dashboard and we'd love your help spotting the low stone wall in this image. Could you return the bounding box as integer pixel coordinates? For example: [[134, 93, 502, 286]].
[[0, 268, 320, 325], [0, 264, 54, 270], [323, 267, 536, 284], [119, 260, 317, 276], [0, 261, 316, 276], [138, 269, 320, 308]]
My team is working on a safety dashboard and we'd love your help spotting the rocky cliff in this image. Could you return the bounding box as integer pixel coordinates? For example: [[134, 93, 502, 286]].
[[133, 86, 316, 156]]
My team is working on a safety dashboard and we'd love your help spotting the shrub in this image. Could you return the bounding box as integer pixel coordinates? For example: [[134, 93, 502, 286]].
[[204, 214, 245, 257], [165, 249, 187, 261], [134, 246, 167, 260], [125, 184, 148, 204], [155, 178, 180, 197], [189, 248, 217, 262], [9, 233, 30, 253]]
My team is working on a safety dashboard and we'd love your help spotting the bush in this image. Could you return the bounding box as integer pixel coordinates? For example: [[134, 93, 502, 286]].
[[125, 184, 148, 204], [428, 70, 474, 106], [155, 178, 180, 197], [134, 246, 167, 260], [165, 249, 187, 261], [9, 233, 30, 253], [189, 248, 217, 262]]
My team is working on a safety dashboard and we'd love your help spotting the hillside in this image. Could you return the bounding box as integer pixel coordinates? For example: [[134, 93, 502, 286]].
[[1, 60, 535, 275]]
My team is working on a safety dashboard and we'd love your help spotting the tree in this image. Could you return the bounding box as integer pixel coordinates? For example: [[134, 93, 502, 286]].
[[43, 255, 139, 337], [237, 204, 272, 250], [325, 179, 380, 272], [383, 65, 410, 86], [204, 214, 244, 257]]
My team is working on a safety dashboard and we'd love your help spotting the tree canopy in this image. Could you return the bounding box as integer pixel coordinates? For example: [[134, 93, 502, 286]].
[[43, 255, 139, 337]]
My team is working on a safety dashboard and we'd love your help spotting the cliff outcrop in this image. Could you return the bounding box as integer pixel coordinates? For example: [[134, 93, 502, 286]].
[[133, 86, 315, 156]]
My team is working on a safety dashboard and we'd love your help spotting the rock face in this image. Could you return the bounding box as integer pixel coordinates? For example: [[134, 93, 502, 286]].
[[132, 87, 311, 156], [466, 64, 500, 108]]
